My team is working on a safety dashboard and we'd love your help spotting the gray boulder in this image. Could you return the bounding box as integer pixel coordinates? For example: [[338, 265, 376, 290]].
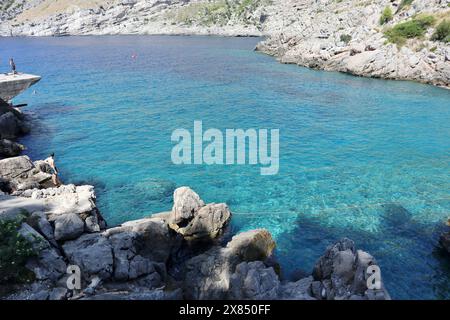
[[0, 112, 29, 139], [108, 231, 162, 282], [312, 238, 390, 300], [171, 186, 204, 224], [183, 229, 276, 300], [226, 229, 276, 261], [27, 211, 58, 247], [0, 155, 34, 179], [0, 138, 25, 157], [173, 203, 231, 240], [54, 213, 85, 241], [0, 155, 51, 191], [26, 247, 67, 282], [105, 216, 175, 264], [228, 261, 280, 300], [280, 276, 315, 300], [18, 223, 66, 282], [62, 233, 113, 280]]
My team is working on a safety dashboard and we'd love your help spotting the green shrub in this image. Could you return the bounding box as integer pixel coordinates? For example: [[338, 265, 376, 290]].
[[340, 34, 352, 44], [384, 14, 435, 45], [0, 219, 36, 286], [431, 20, 450, 42], [398, 0, 414, 12], [379, 6, 393, 25]]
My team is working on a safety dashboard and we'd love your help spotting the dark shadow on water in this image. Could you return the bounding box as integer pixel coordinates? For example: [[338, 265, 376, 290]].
[[269, 203, 450, 300]]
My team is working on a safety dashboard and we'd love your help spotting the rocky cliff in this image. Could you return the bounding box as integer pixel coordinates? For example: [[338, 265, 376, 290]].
[[0, 112, 392, 300], [0, 0, 449, 87], [0, 174, 391, 300]]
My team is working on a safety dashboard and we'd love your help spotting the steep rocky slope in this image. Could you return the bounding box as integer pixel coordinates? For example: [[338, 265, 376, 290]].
[[0, 1, 449, 86], [256, 0, 450, 87]]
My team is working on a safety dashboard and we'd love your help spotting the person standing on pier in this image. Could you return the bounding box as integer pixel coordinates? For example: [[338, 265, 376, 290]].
[[9, 58, 17, 75]]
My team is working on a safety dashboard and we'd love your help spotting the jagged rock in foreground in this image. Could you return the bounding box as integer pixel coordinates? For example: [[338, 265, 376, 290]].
[[1, 182, 390, 300], [0, 104, 30, 140], [0, 139, 25, 157], [0, 156, 52, 191], [0, 104, 30, 159], [183, 229, 276, 300], [312, 238, 390, 300], [169, 187, 231, 241]]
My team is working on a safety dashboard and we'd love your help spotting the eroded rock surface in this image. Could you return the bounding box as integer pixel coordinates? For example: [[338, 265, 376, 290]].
[[0, 0, 448, 87], [2, 182, 390, 301]]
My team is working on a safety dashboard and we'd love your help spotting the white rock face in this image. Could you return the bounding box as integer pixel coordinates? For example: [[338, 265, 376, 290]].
[[171, 186, 204, 224], [256, 0, 450, 88], [1, 0, 448, 87]]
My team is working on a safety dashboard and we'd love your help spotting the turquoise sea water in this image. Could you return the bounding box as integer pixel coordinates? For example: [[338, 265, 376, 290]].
[[3, 36, 450, 299]]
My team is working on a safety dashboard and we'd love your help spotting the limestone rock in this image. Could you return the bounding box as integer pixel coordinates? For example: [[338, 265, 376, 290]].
[[280, 276, 315, 300], [171, 186, 204, 224], [18, 223, 66, 281], [0, 155, 34, 179], [183, 229, 276, 300], [0, 155, 51, 191], [227, 229, 276, 261], [0, 112, 29, 139], [0, 139, 25, 157], [228, 261, 280, 300], [62, 233, 113, 280], [108, 230, 162, 282], [105, 216, 175, 263], [27, 211, 57, 247], [54, 212, 85, 241], [175, 203, 231, 240], [312, 238, 390, 300], [82, 288, 183, 300], [183, 246, 234, 300]]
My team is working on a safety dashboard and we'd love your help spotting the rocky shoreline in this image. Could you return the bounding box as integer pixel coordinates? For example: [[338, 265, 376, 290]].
[[0, 0, 449, 88], [0, 108, 398, 300]]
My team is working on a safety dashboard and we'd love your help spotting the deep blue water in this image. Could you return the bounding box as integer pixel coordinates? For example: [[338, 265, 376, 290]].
[[3, 36, 450, 299]]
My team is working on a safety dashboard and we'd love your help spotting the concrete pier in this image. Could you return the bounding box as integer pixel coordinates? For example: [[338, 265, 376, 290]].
[[0, 73, 41, 103]]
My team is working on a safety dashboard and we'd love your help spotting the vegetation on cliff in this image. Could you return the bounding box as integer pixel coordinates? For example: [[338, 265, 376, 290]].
[[0, 217, 36, 292], [432, 20, 450, 42], [168, 0, 271, 27], [384, 14, 436, 46]]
